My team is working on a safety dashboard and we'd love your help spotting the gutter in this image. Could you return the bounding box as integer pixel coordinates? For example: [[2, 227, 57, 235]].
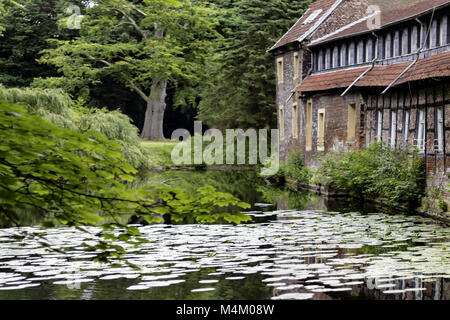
[[381, 9, 435, 94]]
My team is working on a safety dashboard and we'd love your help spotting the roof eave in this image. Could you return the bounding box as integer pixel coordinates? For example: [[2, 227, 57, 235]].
[[308, 1, 450, 48]]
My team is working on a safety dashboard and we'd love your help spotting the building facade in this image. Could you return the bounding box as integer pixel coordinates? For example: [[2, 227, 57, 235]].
[[271, 0, 450, 194]]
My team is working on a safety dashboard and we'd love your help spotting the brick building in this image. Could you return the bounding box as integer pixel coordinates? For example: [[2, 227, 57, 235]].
[[270, 0, 450, 193]]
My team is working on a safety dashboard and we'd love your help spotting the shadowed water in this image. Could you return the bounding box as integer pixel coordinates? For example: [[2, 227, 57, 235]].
[[0, 207, 449, 300]]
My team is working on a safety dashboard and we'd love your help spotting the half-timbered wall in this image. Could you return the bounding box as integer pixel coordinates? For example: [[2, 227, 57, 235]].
[[366, 82, 450, 179]]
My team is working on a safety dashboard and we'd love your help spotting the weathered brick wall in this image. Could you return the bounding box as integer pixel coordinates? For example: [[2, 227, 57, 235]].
[[275, 49, 303, 162], [299, 91, 366, 169]]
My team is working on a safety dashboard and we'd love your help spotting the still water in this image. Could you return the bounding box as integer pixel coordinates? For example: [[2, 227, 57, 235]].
[[0, 171, 449, 300]]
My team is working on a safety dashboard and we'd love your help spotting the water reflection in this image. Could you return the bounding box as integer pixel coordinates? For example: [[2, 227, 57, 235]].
[[0, 208, 449, 300]]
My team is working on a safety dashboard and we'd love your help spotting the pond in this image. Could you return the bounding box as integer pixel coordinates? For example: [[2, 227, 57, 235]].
[[0, 170, 449, 300]]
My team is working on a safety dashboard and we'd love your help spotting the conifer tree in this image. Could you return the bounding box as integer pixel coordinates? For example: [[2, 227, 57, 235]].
[[198, 0, 310, 130]]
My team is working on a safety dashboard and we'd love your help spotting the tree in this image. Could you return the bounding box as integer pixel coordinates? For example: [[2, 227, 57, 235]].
[[0, 0, 24, 34], [198, 0, 310, 130], [36, 0, 219, 140], [0, 0, 84, 87], [0, 99, 251, 261]]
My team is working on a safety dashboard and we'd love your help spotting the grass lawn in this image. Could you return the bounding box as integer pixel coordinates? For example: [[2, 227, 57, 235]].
[[139, 138, 263, 169], [140, 140, 178, 168]]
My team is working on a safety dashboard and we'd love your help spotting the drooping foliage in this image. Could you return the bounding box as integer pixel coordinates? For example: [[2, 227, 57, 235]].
[[0, 85, 151, 168], [0, 100, 251, 261], [198, 0, 311, 130]]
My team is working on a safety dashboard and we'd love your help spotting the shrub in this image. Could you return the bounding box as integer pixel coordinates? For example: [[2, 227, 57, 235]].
[[0, 86, 151, 169], [316, 143, 426, 207], [284, 150, 310, 184]]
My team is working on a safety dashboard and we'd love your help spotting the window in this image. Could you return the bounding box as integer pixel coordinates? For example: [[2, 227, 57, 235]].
[[357, 40, 364, 64], [390, 111, 397, 147], [440, 16, 448, 46], [447, 15, 450, 44], [318, 50, 324, 71], [277, 57, 284, 84], [318, 109, 325, 151], [416, 109, 425, 153], [279, 106, 285, 139], [412, 25, 420, 52], [325, 48, 331, 69], [340, 44, 347, 66], [385, 33, 392, 58], [333, 46, 339, 68], [292, 103, 299, 139], [421, 22, 429, 49], [348, 42, 355, 65], [402, 28, 410, 55], [366, 39, 374, 61], [394, 31, 401, 57], [432, 18, 440, 47], [306, 100, 312, 151], [347, 104, 356, 141], [377, 109, 383, 142], [294, 53, 300, 80], [436, 106, 444, 153], [403, 110, 410, 146]]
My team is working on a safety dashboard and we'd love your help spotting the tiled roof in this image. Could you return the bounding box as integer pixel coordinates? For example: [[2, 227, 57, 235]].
[[294, 50, 450, 93], [311, 0, 450, 46], [269, 0, 341, 52]]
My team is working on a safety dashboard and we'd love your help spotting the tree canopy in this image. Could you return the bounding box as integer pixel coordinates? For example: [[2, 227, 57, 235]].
[[198, 0, 310, 130], [36, 0, 220, 140], [0, 99, 251, 261]]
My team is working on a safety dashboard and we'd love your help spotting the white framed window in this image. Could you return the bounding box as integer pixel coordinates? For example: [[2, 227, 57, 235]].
[[377, 109, 383, 142], [390, 111, 397, 147], [436, 106, 444, 153], [403, 110, 410, 146], [440, 16, 448, 46], [318, 50, 324, 71], [385, 33, 392, 58], [416, 109, 425, 153]]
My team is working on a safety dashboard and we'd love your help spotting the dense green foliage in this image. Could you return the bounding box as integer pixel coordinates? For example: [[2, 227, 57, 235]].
[[0, 0, 23, 34], [0, 100, 251, 260], [2, 0, 312, 134], [0, 85, 151, 168], [283, 150, 310, 183], [0, 0, 80, 86], [36, 0, 220, 140], [314, 143, 426, 207], [198, 0, 310, 130]]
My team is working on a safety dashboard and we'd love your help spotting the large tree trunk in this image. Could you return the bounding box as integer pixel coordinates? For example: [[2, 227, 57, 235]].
[[141, 79, 167, 140]]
